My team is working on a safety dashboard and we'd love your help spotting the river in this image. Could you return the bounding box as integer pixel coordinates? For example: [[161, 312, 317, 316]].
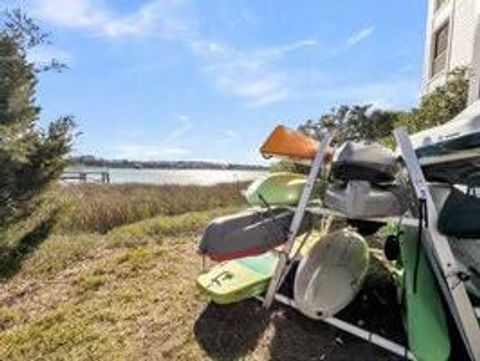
[[65, 167, 267, 186]]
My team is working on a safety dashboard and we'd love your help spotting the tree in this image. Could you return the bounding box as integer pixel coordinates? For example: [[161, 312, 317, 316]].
[[0, 9, 74, 232], [395, 67, 469, 134], [296, 67, 469, 151], [299, 104, 400, 144]]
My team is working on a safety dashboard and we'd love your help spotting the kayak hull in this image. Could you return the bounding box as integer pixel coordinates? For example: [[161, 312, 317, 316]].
[[397, 224, 451, 361], [198, 208, 313, 261], [245, 172, 315, 206], [260, 125, 320, 161], [332, 142, 397, 182], [324, 181, 408, 218], [196, 252, 278, 304]]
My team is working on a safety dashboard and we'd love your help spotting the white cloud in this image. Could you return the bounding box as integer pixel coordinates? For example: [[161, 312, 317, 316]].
[[194, 39, 317, 106], [28, 0, 318, 106], [346, 26, 376, 47], [31, 0, 191, 39]]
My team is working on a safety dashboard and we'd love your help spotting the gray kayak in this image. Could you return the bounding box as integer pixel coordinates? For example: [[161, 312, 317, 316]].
[[198, 207, 313, 261], [324, 181, 408, 218], [332, 142, 397, 182]]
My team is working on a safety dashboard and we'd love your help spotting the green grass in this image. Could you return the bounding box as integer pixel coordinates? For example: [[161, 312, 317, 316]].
[[0, 183, 400, 361]]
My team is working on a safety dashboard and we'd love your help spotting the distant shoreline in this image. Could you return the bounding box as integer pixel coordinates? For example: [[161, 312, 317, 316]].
[[69, 156, 268, 171]]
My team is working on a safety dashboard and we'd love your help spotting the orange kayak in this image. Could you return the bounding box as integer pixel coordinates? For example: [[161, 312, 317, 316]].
[[260, 125, 332, 163]]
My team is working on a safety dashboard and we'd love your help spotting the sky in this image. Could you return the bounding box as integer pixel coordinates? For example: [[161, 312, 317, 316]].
[[4, 0, 428, 164]]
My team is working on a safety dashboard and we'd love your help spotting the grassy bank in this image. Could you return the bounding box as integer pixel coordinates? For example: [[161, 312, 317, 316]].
[[55, 182, 248, 233], [0, 182, 401, 360]]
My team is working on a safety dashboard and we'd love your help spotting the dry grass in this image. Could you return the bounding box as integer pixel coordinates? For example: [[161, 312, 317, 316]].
[[0, 208, 400, 361], [54, 182, 248, 233], [0, 183, 403, 360]]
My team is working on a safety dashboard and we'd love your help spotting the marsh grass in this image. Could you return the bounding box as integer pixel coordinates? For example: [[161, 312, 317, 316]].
[[55, 182, 248, 233]]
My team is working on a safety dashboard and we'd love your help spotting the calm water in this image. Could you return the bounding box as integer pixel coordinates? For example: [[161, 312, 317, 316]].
[[65, 167, 266, 186]]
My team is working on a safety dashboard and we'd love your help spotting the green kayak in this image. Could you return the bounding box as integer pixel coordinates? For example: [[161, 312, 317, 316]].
[[397, 224, 450, 361], [245, 172, 318, 206], [196, 252, 278, 304]]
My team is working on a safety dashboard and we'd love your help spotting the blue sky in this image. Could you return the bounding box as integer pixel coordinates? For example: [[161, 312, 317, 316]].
[[7, 0, 427, 163]]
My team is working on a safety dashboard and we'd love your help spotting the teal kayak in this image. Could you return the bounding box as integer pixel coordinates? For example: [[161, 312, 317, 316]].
[[397, 224, 451, 361], [245, 172, 318, 206]]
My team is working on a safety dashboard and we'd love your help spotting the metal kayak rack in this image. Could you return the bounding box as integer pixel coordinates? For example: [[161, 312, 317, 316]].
[[260, 127, 480, 360]]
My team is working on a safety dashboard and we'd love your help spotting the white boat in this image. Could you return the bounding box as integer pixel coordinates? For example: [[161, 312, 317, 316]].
[[403, 100, 480, 184]]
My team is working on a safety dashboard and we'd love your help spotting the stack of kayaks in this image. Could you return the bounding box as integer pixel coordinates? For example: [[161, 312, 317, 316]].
[[324, 141, 408, 219], [194, 107, 480, 360], [197, 142, 318, 303], [197, 228, 369, 309]]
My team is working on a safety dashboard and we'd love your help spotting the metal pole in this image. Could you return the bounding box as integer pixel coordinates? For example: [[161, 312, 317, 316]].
[[258, 294, 415, 360], [263, 133, 333, 308]]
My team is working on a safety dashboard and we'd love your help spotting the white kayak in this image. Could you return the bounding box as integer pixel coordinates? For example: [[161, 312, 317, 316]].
[[324, 181, 408, 219], [294, 229, 370, 319]]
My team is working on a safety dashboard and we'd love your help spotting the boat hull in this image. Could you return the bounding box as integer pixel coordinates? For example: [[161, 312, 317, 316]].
[[245, 172, 316, 206], [332, 142, 397, 182], [397, 224, 451, 361], [196, 252, 278, 304], [404, 100, 480, 184], [260, 125, 320, 161], [198, 208, 313, 261], [324, 181, 408, 218]]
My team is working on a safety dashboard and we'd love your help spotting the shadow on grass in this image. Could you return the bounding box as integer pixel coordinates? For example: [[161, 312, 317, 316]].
[[268, 256, 405, 361], [193, 257, 406, 361], [193, 299, 269, 361], [269, 306, 346, 361], [268, 306, 402, 361], [0, 210, 59, 281]]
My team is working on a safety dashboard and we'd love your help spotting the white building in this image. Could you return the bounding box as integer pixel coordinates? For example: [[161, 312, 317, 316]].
[[423, 0, 480, 104]]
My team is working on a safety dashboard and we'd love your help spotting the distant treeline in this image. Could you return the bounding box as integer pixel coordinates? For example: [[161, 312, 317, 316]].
[[69, 155, 268, 171]]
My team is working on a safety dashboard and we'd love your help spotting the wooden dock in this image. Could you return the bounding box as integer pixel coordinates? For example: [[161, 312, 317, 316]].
[[61, 171, 110, 184]]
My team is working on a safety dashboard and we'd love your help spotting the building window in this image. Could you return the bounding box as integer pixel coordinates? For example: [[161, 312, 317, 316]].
[[431, 22, 449, 77], [435, 0, 447, 12]]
